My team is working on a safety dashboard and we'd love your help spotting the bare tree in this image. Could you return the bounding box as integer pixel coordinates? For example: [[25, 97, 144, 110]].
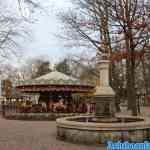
[[0, 0, 41, 62], [111, 0, 149, 115], [59, 0, 150, 115]]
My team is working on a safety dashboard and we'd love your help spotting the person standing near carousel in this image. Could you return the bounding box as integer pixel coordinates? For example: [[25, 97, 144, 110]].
[[2, 100, 5, 117]]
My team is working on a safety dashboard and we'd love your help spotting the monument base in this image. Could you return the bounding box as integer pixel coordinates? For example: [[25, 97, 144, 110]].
[[94, 95, 115, 118]]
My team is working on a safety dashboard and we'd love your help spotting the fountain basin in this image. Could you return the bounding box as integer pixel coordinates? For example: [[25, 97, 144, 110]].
[[56, 116, 150, 144]]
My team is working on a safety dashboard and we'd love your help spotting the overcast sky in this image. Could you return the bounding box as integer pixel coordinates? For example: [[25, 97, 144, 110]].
[[19, 0, 72, 65]]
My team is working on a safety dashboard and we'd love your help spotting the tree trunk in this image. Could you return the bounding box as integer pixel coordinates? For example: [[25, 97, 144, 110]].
[[124, 20, 137, 115], [110, 63, 121, 112], [141, 58, 149, 95], [130, 51, 137, 116], [126, 59, 133, 110]]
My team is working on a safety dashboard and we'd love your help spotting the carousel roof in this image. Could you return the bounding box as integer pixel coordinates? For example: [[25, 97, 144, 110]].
[[16, 71, 94, 87], [16, 71, 94, 93], [35, 71, 78, 82]]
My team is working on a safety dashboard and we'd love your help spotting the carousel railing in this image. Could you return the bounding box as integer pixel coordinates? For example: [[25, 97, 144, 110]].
[[1, 101, 96, 116]]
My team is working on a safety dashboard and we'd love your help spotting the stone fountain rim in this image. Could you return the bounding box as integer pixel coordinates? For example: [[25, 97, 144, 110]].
[[56, 115, 150, 131]]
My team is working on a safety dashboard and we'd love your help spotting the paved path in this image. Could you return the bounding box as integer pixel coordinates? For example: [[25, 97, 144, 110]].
[[1, 106, 149, 150], [0, 116, 106, 150]]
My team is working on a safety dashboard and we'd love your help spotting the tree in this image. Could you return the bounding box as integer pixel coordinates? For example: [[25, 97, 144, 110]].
[[10, 56, 52, 82], [25, 56, 52, 79], [0, 3, 24, 61], [33, 60, 51, 78], [55, 58, 71, 75], [59, 0, 150, 115], [140, 52, 150, 95], [0, 0, 41, 62], [111, 0, 149, 115]]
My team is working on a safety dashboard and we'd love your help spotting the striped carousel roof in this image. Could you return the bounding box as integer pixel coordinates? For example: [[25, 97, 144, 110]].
[[16, 71, 94, 88], [16, 71, 94, 93], [35, 71, 78, 83]]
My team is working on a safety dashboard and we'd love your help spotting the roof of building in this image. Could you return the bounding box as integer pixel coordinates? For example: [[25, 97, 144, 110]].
[[16, 71, 94, 93], [35, 71, 78, 82], [16, 71, 93, 87]]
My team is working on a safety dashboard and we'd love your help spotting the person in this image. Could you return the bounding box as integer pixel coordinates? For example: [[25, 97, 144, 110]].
[[59, 98, 64, 106], [48, 101, 54, 112], [41, 102, 47, 112], [2, 100, 5, 117], [86, 102, 90, 114]]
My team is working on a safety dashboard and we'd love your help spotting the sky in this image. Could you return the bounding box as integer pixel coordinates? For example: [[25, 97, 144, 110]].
[[18, 0, 73, 65], [2, 0, 96, 68]]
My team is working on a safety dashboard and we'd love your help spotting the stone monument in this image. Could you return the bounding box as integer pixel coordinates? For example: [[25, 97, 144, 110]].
[[94, 55, 115, 117]]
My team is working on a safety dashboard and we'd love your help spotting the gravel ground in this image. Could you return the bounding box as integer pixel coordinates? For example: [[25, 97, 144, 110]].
[[0, 116, 106, 150], [0, 106, 149, 150]]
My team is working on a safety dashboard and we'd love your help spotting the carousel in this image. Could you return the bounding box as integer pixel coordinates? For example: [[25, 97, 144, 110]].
[[15, 70, 95, 114]]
